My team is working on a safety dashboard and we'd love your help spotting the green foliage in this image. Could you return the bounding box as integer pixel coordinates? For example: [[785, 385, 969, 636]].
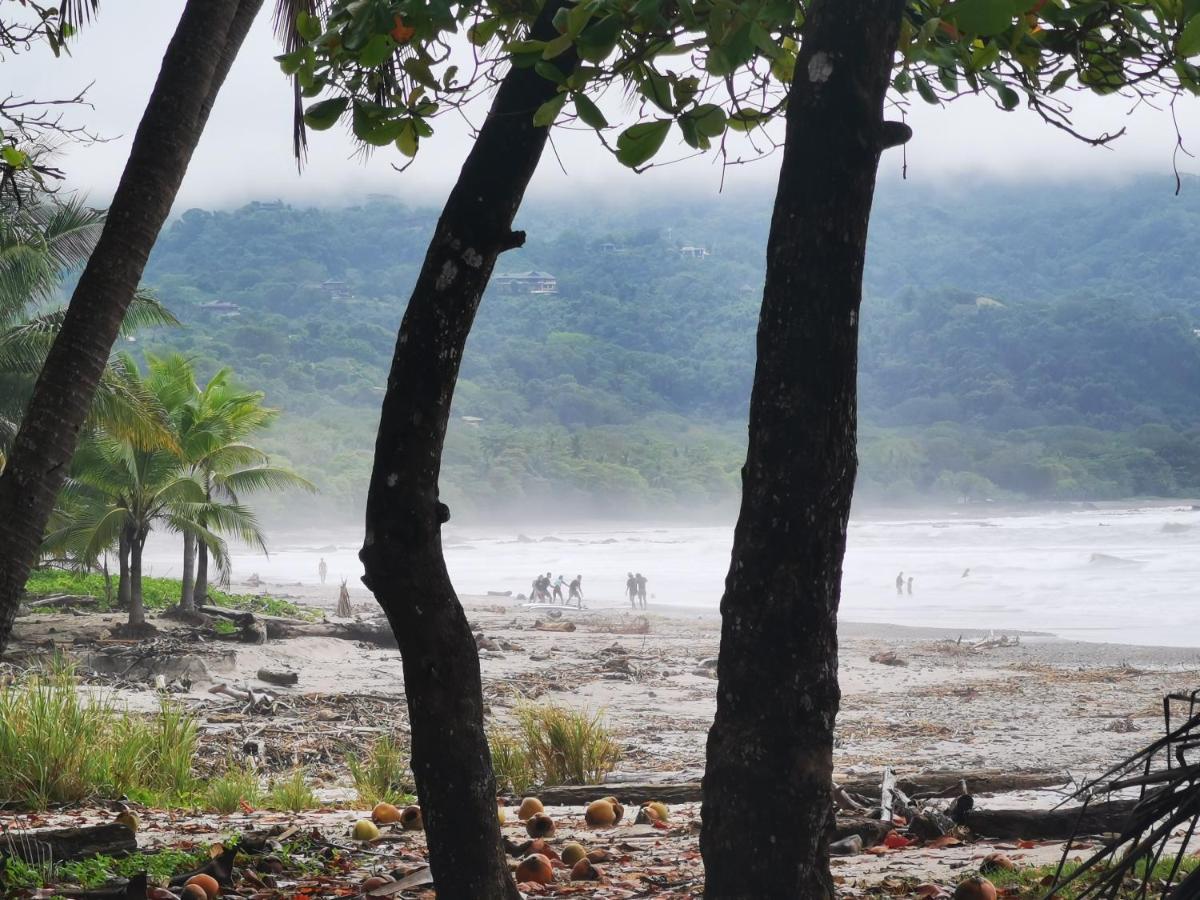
[[22, 570, 308, 618], [0, 661, 199, 808], [348, 734, 411, 808], [488, 729, 537, 795], [139, 184, 1200, 514], [52, 849, 208, 890], [986, 857, 1200, 898], [511, 703, 621, 786], [267, 768, 320, 811], [204, 759, 261, 814]]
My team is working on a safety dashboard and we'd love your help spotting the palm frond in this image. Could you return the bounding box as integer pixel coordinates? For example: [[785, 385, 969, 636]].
[[216, 465, 316, 497]]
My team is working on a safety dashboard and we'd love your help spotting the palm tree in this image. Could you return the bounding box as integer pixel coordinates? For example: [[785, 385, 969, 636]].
[[141, 354, 314, 612], [0, 195, 178, 470]]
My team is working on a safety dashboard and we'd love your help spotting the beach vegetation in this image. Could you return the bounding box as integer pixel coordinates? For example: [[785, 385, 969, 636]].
[[348, 734, 412, 808]]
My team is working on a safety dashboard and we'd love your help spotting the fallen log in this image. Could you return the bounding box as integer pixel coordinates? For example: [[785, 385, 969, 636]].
[[962, 798, 1137, 839], [265, 620, 396, 648], [256, 668, 298, 687], [534, 783, 701, 805], [834, 816, 894, 847], [1, 822, 136, 862], [836, 768, 1069, 798], [24, 594, 100, 609]]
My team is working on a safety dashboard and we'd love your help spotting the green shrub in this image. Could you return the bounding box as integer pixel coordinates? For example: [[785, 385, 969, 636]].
[[488, 729, 536, 795], [348, 734, 411, 807], [267, 768, 319, 811], [490, 704, 621, 788], [0, 661, 198, 808], [204, 759, 261, 814]]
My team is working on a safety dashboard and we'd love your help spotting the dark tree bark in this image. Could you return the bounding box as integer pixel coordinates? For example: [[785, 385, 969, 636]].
[[180, 531, 196, 611], [117, 526, 131, 610], [358, 6, 574, 897], [0, 0, 264, 655], [699, 1, 907, 897]]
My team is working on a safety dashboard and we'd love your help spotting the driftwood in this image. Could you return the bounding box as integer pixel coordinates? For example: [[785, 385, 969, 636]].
[[1, 822, 136, 862], [533, 783, 702, 805], [336, 579, 352, 617], [962, 798, 1138, 839], [837, 768, 1068, 799], [23, 594, 100, 609], [834, 816, 894, 847], [256, 668, 298, 686], [267, 619, 396, 647]]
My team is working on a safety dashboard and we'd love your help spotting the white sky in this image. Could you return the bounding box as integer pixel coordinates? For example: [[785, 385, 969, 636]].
[[7, 2, 1200, 210]]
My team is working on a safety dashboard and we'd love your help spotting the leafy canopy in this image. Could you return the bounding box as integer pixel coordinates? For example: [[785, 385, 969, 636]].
[[280, 0, 1200, 169]]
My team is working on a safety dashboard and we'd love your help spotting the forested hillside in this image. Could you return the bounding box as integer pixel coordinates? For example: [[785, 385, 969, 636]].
[[136, 178, 1200, 520]]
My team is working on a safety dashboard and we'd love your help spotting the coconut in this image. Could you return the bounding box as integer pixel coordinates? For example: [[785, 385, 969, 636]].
[[560, 841, 587, 866], [980, 852, 1015, 873], [584, 799, 618, 827], [362, 874, 395, 892], [644, 800, 668, 822], [526, 838, 559, 861], [372, 802, 401, 824], [179, 886, 208, 900], [525, 811, 556, 838], [518, 796, 544, 820], [514, 853, 554, 885], [570, 857, 601, 881], [399, 805, 423, 831], [602, 796, 625, 823], [352, 819, 381, 841], [184, 874, 220, 900], [954, 876, 998, 900]]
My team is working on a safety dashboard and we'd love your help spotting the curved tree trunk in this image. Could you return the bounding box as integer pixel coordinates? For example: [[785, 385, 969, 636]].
[[180, 532, 196, 611], [359, 6, 573, 897], [0, 0, 264, 655], [699, 1, 906, 897], [117, 527, 131, 610]]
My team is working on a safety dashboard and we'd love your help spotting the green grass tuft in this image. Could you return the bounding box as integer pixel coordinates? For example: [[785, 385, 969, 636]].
[[513, 703, 620, 786], [267, 768, 319, 811], [348, 734, 412, 808], [204, 759, 261, 814]]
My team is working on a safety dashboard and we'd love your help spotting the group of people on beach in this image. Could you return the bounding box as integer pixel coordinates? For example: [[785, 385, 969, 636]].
[[530, 572, 585, 606]]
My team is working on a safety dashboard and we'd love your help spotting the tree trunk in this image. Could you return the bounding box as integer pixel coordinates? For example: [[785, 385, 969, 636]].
[[0, 0, 264, 655], [699, 2, 907, 897], [358, 6, 574, 897], [117, 527, 131, 611], [194, 539, 208, 606], [180, 531, 196, 611], [128, 530, 146, 627]]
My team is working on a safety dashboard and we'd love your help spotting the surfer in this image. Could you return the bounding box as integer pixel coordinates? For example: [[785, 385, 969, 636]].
[[552, 575, 566, 603], [895, 571, 904, 596], [635, 573, 648, 609], [626, 572, 638, 608], [569, 575, 583, 606]]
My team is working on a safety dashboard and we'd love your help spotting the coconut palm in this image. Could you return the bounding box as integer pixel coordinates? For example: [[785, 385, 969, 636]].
[[0, 195, 177, 470], [141, 354, 314, 611]]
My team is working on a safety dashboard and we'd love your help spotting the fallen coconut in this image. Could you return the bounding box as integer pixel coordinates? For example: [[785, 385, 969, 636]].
[[184, 874, 220, 900], [584, 798, 618, 827], [526, 838, 559, 861], [179, 886, 208, 900], [560, 842, 587, 866], [115, 809, 140, 833], [362, 874, 395, 892], [400, 805, 423, 831], [602, 796, 625, 823], [518, 796, 544, 820], [644, 800, 668, 822], [570, 857, 601, 881], [954, 876, 997, 900], [514, 853, 554, 885], [353, 819, 381, 841], [372, 802, 401, 824], [586, 848, 612, 863], [979, 852, 1015, 874], [525, 811, 556, 838], [497, 805, 507, 824]]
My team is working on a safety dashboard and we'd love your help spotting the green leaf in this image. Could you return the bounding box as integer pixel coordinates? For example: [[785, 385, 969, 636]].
[[915, 75, 939, 104], [395, 121, 418, 158], [1180, 14, 1200, 57], [1047, 69, 1072, 93], [543, 32, 574, 59], [996, 84, 1020, 109], [468, 17, 502, 46], [566, 3, 593, 36], [359, 33, 395, 67], [673, 76, 700, 107], [574, 94, 608, 129], [727, 109, 768, 132], [970, 40, 1001, 70], [948, 0, 1026, 35], [690, 103, 727, 137], [615, 119, 671, 167], [276, 49, 305, 76], [643, 69, 673, 112], [296, 11, 321, 42], [535, 61, 567, 84], [576, 15, 620, 63], [532, 93, 567, 127], [302, 96, 349, 131]]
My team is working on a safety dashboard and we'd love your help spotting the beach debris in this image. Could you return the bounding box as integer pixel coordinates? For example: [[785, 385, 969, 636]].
[[585, 797, 621, 827], [184, 874, 220, 900], [1103, 716, 1139, 732], [869, 650, 908, 666], [953, 876, 997, 900], [336, 579, 352, 617], [518, 796, 544, 820], [979, 851, 1016, 873], [180, 885, 209, 900], [399, 805, 423, 831], [829, 834, 864, 856], [352, 819, 381, 841], [560, 841, 587, 866], [514, 853, 554, 885], [570, 856, 602, 881], [525, 811, 556, 838], [255, 667, 298, 687], [114, 809, 140, 833], [372, 802, 402, 824], [361, 874, 395, 891], [533, 619, 575, 632], [636, 799, 669, 824]]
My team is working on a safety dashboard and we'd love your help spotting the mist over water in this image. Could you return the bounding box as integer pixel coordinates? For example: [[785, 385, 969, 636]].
[[141, 506, 1200, 649]]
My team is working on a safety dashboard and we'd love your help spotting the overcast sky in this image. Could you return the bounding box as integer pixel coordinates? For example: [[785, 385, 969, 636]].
[[8, 2, 1200, 211]]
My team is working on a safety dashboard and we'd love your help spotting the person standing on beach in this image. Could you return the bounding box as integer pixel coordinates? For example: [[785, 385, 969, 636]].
[[318, 558, 328, 584], [907, 575, 913, 595], [635, 573, 648, 609], [626, 572, 638, 608], [569, 575, 583, 606], [552, 575, 566, 603], [895, 571, 904, 596]]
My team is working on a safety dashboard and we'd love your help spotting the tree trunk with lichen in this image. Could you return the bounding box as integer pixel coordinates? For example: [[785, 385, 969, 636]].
[[699, 1, 907, 897], [359, 5, 574, 898], [0, 0, 263, 655]]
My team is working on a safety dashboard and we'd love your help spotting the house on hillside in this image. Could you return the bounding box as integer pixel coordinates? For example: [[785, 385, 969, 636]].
[[678, 245, 710, 259], [321, 279, 353, 300], [492, 270, 558, 294], [199, 300, 241, 318]]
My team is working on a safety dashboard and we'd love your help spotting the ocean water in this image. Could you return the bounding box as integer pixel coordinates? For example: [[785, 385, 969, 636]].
[[140, 506, 1200, 648]]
